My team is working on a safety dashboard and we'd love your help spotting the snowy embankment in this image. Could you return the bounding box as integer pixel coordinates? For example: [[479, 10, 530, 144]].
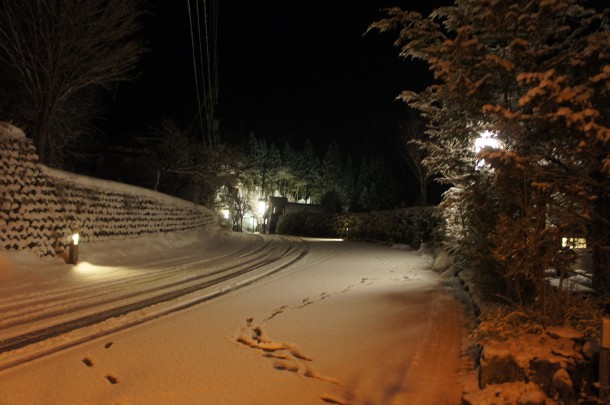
[[0, 229, 468, 405]]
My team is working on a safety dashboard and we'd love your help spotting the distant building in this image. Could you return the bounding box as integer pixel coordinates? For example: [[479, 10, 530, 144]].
[[264, 196, 327, 234]]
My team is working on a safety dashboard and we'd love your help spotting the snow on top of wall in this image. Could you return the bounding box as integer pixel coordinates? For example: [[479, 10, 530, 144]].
[[40, 165, 204, 212], [0, 122, 26, 140]]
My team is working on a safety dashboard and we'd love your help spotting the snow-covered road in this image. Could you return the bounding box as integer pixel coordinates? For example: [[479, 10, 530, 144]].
[[0, 229, 467, 404]]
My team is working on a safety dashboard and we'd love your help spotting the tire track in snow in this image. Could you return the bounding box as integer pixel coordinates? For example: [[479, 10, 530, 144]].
[[0, 233, 266, 312], [0, 237, 309, 371], [383, 284, 465, 405], [0, 238, 276, 328], [233, 242, 461, 405]]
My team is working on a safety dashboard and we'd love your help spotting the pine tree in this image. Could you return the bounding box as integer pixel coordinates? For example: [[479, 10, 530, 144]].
[[338, 154, 357, 212], [321, 142, 343, 211]]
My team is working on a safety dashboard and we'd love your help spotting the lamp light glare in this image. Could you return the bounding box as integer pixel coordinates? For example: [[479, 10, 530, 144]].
[[475, 130, 500, 153], [257, 200, 266, 215], [72, 232, 79, 246], [475, 130, 500, 168]]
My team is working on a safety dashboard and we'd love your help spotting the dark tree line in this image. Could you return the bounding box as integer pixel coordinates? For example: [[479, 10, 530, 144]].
[[132, 123, 406, 219], [242, 132, 401, 213]]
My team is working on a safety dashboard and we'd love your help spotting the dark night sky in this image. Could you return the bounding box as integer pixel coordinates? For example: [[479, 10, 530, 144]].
[[104, 1, 453, 203], [108, 1, 449, 158], [215, 1, 437, 154], [108, 0, 606, 159]]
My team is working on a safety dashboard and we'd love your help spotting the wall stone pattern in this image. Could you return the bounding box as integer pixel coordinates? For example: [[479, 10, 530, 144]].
[[0, 123, 216, 257]]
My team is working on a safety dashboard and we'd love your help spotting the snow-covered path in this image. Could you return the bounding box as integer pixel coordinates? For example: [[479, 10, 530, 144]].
[[0, 229, 307, 370], [0, 229, 467, 404]]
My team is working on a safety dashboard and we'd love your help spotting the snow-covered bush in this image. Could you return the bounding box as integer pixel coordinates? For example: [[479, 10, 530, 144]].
[[468, 300, 604, 402], [471, 306, 544, 343]]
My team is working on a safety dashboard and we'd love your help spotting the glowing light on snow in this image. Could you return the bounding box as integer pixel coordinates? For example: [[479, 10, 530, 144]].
[[73, 262, 101, 274], [72, 262, 133, 278]]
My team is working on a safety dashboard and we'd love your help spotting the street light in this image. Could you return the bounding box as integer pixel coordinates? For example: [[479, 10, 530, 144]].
[[474, 130, 500, 168], [221, 208, 230, 227], [257, 199, 266, 215], [258, 199, 267, 233], [68, 228, 80, 264]]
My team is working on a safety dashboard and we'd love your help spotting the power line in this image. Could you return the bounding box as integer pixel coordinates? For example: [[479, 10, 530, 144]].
[[185, 0, 205, 143], [185, 0, 218, 147]]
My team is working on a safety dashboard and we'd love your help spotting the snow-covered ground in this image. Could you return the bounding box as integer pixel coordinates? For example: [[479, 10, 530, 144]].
[[0, 228, 468, 405]]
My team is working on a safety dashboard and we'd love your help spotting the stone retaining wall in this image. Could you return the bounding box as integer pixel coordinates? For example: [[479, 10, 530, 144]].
[[0, 123, 216, 257]]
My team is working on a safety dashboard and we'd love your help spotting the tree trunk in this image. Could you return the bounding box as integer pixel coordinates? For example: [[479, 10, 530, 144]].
[[154, 170, 161, 191], [419, 177, 427, 206], [35, 118, 50, 164], [590, 189, 610, 294]]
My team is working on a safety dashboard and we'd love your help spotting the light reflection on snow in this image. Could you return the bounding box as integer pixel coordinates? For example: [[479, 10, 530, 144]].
[[299, 237, 345, 242], [72, 261, 130, 278]]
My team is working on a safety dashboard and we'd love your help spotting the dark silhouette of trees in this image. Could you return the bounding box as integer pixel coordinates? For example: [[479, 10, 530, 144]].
[[240, 133, 382, 211], [0, 0, 146, 166], [355, 157, 397, 212]]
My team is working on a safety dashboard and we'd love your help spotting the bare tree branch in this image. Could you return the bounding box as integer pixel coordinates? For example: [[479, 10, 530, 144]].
[[0, 0, 146, 166]]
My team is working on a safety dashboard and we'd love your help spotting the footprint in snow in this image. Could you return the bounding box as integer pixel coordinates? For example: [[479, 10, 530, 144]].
[[82, 357, 94, 367], [320, 394, 349, 405], [267, 306, 286, 320], [104, 342, 113, 349], [273, 360, 300, 373], [105, 374, 119, 385], [235, 318, 340, 386], [360, 277, 374, 286]]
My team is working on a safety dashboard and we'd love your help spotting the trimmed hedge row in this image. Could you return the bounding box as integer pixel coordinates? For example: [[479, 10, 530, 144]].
[[276, 206, 441, 248]]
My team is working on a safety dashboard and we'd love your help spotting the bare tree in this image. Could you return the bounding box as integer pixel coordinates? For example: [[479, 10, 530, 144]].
[[140, 119, 194, 193], [138, 119, 245, 206], [397, 109, 432, 206], [0, 0, 146, 165], [217, 184, 253, 232]]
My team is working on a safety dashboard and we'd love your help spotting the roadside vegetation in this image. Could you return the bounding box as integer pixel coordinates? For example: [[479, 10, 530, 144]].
[[370, 0, 610, 329]]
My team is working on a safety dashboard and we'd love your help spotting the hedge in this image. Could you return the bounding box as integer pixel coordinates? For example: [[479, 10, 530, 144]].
[[276, 206, 442, 248]]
